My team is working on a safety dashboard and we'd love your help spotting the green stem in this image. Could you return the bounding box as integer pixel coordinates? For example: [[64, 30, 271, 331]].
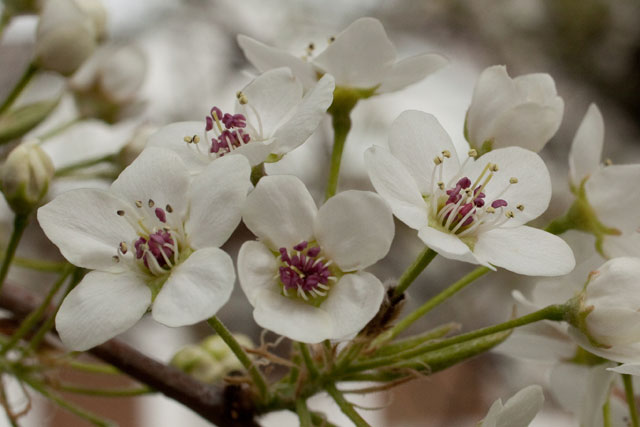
[[0, 214, 30, 295], [55, 154, 115, 177], [22, 376, 113, 426], [296, 398, 312, 427], [310, 412, 339, 427], [372, 322, 459, 357], [1, 266, 73, 355], [544, 213, 574, 235], [11, 256, 69, 272], [37, 118, 80, 142], [0, 10, 10, 39], [603, 394, 612, 427], [325, 107, 354, 200], [63, 361, 120, 375], [325, 383, 370, 427], [376, 266, 490, 345], [207, 316, 269, 402], [623, 373, 639, 427], [56, 384, 153, 397], [351, 304, 567, 373], [250, 162, 266, 186], [0, 63, 37, 116], [392, 248, 437, 298], [298, 343, 319, 380]]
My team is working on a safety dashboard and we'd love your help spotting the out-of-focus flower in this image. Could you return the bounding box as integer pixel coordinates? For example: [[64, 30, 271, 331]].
[[72, 0, 107, 39], [478, 385, 544, 427], [238, 175, 393, 343], [238, 17, 447, 95], [70, 45, 147, 123], [148, 68, 334, 169], [37, 148, 251, 350], [365, 110, 574, 276], [116, 123, 157, 168], [465, 65, 564, 153], [1, 141, 54, 214]]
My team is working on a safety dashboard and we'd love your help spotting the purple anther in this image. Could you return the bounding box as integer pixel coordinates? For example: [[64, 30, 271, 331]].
[[458, 203, 474, 217], [491, 199, 508, 209], [135, 230, 174, 269], [222, 113, 247, 129], [278, 242, 332, 298], [307, 246, 321, 257], [205, 116, 214, 132], [457, 177, 472, 189], [155, 208, 166, 223], [293, 241, 308, 251], [210, 106, 223, 120]]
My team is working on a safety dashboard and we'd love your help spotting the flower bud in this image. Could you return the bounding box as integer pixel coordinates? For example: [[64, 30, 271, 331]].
[[116, 124, 156, 168], [1, 141, 54, 214], [201, 334, 253, 362], [170, 345, 225, 384], [35, 0, 99, 75], [72, 0, 107, 40], [465, 65, 564, 154]]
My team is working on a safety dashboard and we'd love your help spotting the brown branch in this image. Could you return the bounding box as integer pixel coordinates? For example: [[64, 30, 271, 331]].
[[0, 282, 261, 427]]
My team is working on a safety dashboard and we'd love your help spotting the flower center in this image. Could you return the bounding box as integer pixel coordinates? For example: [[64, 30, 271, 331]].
[[112, 200, 184, 276], [277, 240, 336, 303], [428, 151, 522, 237]]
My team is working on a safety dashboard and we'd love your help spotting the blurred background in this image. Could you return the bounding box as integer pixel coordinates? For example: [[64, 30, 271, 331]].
[[1, 0, 640, 425]]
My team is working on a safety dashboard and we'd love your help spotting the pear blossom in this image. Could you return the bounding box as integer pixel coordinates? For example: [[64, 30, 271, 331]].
[[466, 65, 564, 153], [365, 110, 574, 276], [37, 148, 251, 350], [237, 17, 447, 94], [567, 103, 640, 257], [148, 68, 334, 170], [478, 385, 544, 427], [237, 175, 393, 343]]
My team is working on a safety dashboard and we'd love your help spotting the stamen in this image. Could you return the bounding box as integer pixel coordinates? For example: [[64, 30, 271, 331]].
[[148, 199, 155, 208], [236, 91, 248, 105], [135, 200, 143, 208], [442, 150, 451, 158], [155, 208, 167, 223], [119, 242, 128, 254], [166, 204, 173, 213], [509, 177, 518, 184], [516, 204, 524, 211], [468, 149, 478, 158], [112, 255, 120, 263], [117, 210, 125, 216]]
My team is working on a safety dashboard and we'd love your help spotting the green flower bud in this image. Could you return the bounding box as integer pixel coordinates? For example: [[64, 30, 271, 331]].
[[201, 334, 253, 362], [170, 345, 225, 384]]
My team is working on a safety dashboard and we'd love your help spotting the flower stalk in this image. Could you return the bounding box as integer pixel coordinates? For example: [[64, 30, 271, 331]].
[[325, 382, 370, 427], [0, 214, 30, 295], [622, 373, 639, 427], [391, 247, 437, 299], [0, 63, 37, 117]]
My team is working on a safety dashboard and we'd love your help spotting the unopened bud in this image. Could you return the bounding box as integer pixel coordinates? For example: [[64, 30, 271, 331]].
[[170, 345, 224, 384], [1, 142, 54, 214], [117, 124, 156, 168]]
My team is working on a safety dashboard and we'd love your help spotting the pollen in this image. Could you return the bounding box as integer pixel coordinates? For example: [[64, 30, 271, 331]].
[[433, 156, 443, 165], [442, 150, 451, 158], [148, 199, 155, 208], [517, 204, 524, 211], [509, 177, 518, 184], [236, 91, 248, 105], [468, 149, 478, 158], [117, 210, 125, 216]]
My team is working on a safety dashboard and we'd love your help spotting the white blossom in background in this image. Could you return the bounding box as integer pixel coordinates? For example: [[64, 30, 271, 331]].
[[478, 385, 544, 427], [238, 17, 447, 94], [238, 175, 393, 343], [148, 68, 334, 170], [465, 65, 564, 153], [567, 103, 640, 257], [365, 110, 574, 276], [37, 148, 251, 350]]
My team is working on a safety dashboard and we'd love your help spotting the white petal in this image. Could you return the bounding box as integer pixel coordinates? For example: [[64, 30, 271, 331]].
[[238, 68, 303, 138], [227, 138, 274, 166], [496, 384, 544, 427], [237, 35, 317, 89], [568, 327, 640, 364], [272, 74, 334, 155], [490, 102, 563, 152], [378, 53, 448, 93], [38, 189, 135, 272], [495, 322, 575, 361], [146, 121, 210, 174], [56, 269, 151, 351], [238, 241, 278, 305], [603, 232, 640, 259], [252, 289, 333, 343], [388, 110, 460, 193], [586, 164, 640, 234], [608, 363, 640, 376], [315, 191, 394, 271], [364, 145, 428, 230], [463, 147, 552, 225], [111, 148, 190, 217], [417, 226, 489, 266], [152, 247, 235, 327], [242, 175, 317, 249], [322, 272, 385, 339], [313, 17, 395, 88], [513, 73, 559, 104], [467, 65, 518, 147], [474, 226, 575, 276], [569, 104, 604, 186], [186, 155, 250, 249]]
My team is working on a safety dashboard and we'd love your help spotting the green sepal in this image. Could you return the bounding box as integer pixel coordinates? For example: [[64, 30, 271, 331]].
[[0, 98, 60, 144]]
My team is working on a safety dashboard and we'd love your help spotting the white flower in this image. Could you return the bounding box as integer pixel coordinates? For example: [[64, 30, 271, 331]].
[[37, 148, 251, 350], [237, 175, 394, 343], [365, 110, 574, 276], [237, 17, 447, 94], [479, 385, 544, 427], [466, 65, 564, 153], [148, 68, 334, 170], [567, 103, 640, 257]]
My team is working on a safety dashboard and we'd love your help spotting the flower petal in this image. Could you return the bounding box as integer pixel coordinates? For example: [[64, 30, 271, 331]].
[[237, 35, 317, 89], [186, 155, 251, 249], [378, 53, 448, 93], [569, 104, 604, 186], [111, 147, 190, 217], [364, 145, 428, 230], [496, 385, 544, 427], [56, 269, 151, 351], [272, 74, 334, 155], [491, 102, 563, 152], [417, 226, 490, 267], [252, 289, 333, 343], [242, 175, 317, 249], [313, 17, 395, 88], [38, 188, 135, 272], [146, 121, 210, 174], [474, 226, 575, 276], [388, 110, 460, 194], [238, 241, 278, 305], [513, 73, 559, 104], [462, 146, 552, 225], [152, 247, 235, 327], [322, 272, 385, 339], [315, 190, 394, 271]]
